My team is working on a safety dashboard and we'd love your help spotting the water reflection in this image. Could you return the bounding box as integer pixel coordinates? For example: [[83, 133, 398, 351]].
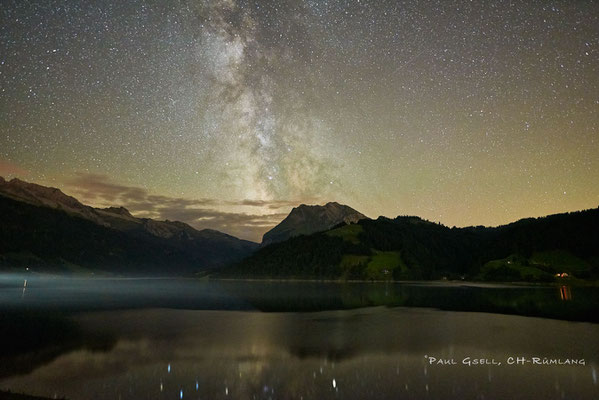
[[0, 277, 598, 399], [1, 276, 596, 322], [559, 285, 572, 301], [0, 307, 597, 399]]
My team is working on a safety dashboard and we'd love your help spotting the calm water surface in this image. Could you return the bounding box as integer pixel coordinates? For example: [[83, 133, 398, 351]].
[[0, 276, 597, 399]]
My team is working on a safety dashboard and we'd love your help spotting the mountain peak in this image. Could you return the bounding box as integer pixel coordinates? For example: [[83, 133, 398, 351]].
[[102, 206, 134, 218], [261, 202, 367, 245]]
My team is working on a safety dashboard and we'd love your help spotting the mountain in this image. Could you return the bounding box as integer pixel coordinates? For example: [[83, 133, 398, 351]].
[[0, 176, 109, 225], [261, 202, 366, 245], [222, 208, 599, 282], [0, 177, 258, 275]]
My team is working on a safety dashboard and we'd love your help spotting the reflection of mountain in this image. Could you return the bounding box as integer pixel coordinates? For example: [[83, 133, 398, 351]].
[[0, 177, 258, 275], [3, 277, 597, 321], [261, 202, 366, 245], [2, 306, 597, 400], [1, 279, 597, 399], [216, 281, 599, 322], [227, 208, 599, 282], [0, 310, 116, 380]]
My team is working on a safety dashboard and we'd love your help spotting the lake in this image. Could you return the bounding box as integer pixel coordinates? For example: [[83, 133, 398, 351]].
[[0, 275, 598, 399]]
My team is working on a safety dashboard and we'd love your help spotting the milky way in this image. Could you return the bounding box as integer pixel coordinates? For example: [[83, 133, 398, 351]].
[[1, 0, 598, 241]]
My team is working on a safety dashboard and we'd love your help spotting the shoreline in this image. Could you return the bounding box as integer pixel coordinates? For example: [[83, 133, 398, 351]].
[[206, 276, 598, 287], [1, 271, 597, 287]]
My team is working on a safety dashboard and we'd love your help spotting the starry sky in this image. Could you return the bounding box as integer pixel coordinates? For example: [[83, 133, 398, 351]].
[[1, 0, 598, 241]]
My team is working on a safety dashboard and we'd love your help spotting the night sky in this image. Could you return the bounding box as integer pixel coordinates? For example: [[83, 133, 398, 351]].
[[1, 0, 598, 241]]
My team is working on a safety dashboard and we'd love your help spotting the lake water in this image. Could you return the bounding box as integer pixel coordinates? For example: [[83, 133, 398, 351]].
[[0, 276, 598, 399]]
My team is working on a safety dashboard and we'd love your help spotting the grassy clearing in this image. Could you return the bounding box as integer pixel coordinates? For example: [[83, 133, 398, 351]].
[[366, 251, 403, 280], [530, 250, 591, 275], [339, 250, 407, 280], [480, 255, 553, 282], [325, 224, 363, 244]]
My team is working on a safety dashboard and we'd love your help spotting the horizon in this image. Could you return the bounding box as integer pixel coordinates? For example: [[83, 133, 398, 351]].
[[2, 174, 597, 242], [1, 0, 598, 241]]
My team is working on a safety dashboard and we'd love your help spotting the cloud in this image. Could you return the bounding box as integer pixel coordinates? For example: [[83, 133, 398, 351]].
[[0, 159, 28, 178], [63, 173, 298, 241], [155, 206, 287, 242], [65, 173, 213, 209], [229, 199, 308, 209]]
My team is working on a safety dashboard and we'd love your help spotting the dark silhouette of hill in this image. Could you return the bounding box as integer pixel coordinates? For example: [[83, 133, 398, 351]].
[[222, 208, 599, 282]]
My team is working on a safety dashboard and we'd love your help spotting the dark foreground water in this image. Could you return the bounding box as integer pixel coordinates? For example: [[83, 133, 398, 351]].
[[0, 276, 598, 399]]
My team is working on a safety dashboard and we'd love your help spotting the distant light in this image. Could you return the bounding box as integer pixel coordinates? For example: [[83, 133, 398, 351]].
[[196, 380, 199, 390], [180, 389, 183, 399], [225, 387, 229, 395], [332, 379, 336, 388], [168, 363, 171, 373]]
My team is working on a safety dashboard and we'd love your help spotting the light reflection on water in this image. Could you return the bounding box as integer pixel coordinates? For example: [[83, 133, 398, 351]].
[[0, 276, 597, 399], [559, 285, 572, 301]]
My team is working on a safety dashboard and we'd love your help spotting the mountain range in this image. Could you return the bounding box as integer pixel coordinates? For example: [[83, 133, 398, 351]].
[[0, 177, 257, 275], [1, 176, 598, 281]]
